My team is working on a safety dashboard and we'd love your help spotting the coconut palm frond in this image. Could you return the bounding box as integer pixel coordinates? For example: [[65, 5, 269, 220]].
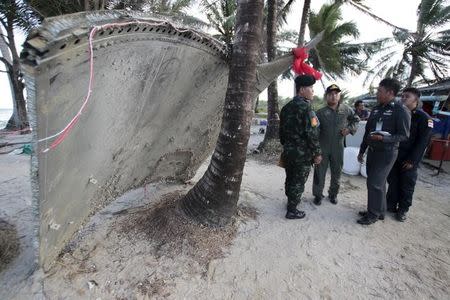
[[170, 0, 192, 13], [367, 62, 395, 87], [418, 0, 450, 30], [330, 21, 359, 40], [363, 50, 400, 86], [277, 0, 295, 26], [344, 0, 411, 34], [2, 0, 39, 29], [307, 3, 388, 79], [362, 0, 450, 86], [201, 0, 236, 45]]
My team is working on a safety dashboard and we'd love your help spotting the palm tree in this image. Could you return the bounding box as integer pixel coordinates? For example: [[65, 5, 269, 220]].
[[201, 0, 236, 49], [362, 0, 450, 86], [0, 0, 38, 130], [181, 0, 265, 226], [298, 0, 366, 52], [307, 3, 368, 80], [258, 0, 300, 150], [258, 0, 280, 149], [200, 0, 296, 150], [297, 0, 311, 46]]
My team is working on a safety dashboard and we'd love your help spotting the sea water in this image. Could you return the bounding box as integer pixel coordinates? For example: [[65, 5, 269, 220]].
[[0, 108, 13, 129]]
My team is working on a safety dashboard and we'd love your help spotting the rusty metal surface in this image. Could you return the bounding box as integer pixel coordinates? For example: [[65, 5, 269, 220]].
[[20, 10, 294, 270]]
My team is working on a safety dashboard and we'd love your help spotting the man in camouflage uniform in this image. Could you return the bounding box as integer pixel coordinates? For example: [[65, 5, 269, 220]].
[[279, 75, 322, 219], [313, 84, 360, 205]]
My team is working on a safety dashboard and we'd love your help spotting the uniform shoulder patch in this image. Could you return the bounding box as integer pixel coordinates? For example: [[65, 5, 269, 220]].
[[428, 119, 434, 128], [309, 111, 319, 127]]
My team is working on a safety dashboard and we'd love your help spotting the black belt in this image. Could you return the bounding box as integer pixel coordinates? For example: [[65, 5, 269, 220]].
[[368, 145, 397, 152]]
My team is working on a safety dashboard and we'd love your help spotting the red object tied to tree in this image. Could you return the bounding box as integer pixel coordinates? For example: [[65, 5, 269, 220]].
[[292, 47, 322, 80]]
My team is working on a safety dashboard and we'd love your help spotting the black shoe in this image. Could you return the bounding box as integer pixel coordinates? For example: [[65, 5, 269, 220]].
[[396, 211, 407, 222], [329, 195, 338, 205], [358, 211, 384, 220], [357, 214, 379, 225], [313, 196, 322, 206], [286, 209, 306, 219]]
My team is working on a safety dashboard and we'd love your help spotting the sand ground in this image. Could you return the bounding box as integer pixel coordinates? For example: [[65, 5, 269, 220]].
[[0, 130, 449, 299]]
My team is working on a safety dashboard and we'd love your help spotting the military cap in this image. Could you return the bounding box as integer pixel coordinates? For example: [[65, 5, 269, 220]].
[[325, 84, 341, 94], [295, 74, 316, 88]]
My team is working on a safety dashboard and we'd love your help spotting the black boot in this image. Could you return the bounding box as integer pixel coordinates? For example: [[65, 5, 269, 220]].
[[357, 212, 379, 225], [286, 209, 306, 219], [358, 211, 384, 220], [329, 195, 338, 205], [396, 210, 407, 222], [313, 196, 322, 206], [286, 202, 305, 219]]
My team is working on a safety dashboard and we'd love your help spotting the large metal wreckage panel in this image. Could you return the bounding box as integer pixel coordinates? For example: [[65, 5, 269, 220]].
[[21, 11, 230, 270]]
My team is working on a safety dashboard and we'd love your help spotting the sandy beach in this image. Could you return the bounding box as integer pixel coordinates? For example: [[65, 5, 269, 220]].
[[1, 130, 449, 299]]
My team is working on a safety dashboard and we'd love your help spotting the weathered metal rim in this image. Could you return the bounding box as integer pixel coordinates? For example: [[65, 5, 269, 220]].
[[21, 10, 228, 66]]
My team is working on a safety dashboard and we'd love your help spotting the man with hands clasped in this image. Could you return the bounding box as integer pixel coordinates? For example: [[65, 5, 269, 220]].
[[312, 84, 360, 206], [386, 87, 433, 222], [357, 78, 411, 225]]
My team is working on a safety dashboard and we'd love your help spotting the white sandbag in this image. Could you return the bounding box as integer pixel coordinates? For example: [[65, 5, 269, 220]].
[[343, 147, 361, 175], [346, 121, 366, 147], [360, 161, 367, 178]]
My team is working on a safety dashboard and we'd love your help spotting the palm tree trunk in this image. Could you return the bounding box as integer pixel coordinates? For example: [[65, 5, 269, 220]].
[[262, 81, 279, 140], [4, 18, 28, 130], [254, 96, 259, 113], [260, 0, 280, 145], [181, 0, 265, 226], [297, 0, 311, 45]]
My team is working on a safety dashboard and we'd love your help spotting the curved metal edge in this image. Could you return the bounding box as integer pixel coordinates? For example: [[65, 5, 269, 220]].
[[20, 71, 41, 280], [22, 10, 228, 67]]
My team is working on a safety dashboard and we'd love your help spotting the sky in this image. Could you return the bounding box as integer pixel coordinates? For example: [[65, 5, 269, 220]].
[[0, 0, 433, 108]]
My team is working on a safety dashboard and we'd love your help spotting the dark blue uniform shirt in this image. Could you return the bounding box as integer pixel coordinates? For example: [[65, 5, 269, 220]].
[[398, 108, 433, 166], [360, 100, 411, 153]]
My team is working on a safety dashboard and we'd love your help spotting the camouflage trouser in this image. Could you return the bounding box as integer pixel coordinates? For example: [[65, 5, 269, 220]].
[[283, 151, 312, 210]]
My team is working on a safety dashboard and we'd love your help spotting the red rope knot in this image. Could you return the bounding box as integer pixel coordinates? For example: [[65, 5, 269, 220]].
[[292, 47, 322, 80]]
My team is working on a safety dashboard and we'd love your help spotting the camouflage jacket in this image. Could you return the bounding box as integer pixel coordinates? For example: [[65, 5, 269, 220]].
[[316, 103, 360, 151], [279, 96, 321, 161]]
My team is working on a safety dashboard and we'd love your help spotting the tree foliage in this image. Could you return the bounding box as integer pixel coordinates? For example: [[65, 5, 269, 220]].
[[201, 0, 236, 47], [363, 0, 450, 86], [307, 3, 364, 80], [27, 0, 195, 17], [0, 1, 38, 32]]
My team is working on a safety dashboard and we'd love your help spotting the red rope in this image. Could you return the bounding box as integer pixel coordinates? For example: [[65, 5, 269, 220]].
[[292, 47, 322, 80], [37, 20, 201, 154]]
